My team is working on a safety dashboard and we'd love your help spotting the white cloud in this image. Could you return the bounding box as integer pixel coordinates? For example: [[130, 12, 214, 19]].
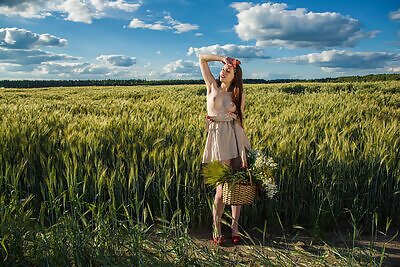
[[93, 0, 141, 12], [0, 0, 141, 23], [36, 62, 111, 76], [388, 67, 400, 72], [195, 33, 203, 37], [60, 0, 98, 24], [230, 2, 253, 12], [187, 44, 270, 59], [389, 8, 400, 21], [0, 0, 51, 19], [0, 27, 78, 72], [249, 71, 301, 80], [5, 60, 148, 79], [164, 15, 199, 33], [0, 63, 37, 73], [5, 57, 194, 79], [127, 14, 199, 34], [162, 59, 200, 78], [0, 27, 67, 49], [96, 54, 136, 67], [230, 1, 378, 49], [172, 23, 198, 33], [0, 47, 78, 65], [276, 50, 400, 72], [0, 27, 83, 75], [2, 56, 215, 79], [128, 18, 171, 31], [0, 61, 155, 79]]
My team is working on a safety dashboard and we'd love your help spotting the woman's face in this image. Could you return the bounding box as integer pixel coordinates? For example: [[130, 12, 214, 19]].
[[219, 64, 235, 83]]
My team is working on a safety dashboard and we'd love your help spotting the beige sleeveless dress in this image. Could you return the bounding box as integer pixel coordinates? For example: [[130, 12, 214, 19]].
[[202, 87, 251, 163]]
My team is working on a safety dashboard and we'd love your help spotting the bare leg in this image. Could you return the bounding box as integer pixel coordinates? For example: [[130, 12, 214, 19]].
[[212, 159, 230, 237], [231, 205, 241, 236], [230, 155, 242, 236], [212, 184, 224, 237]]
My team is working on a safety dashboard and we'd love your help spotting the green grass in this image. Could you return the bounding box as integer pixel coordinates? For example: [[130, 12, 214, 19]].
[[0, 82, 399, 265]]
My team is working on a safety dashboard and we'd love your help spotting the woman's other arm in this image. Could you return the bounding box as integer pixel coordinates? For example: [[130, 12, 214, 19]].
[[199, 54, 225, 94], [236, 92, 250, 168], [236, 92, 245, 128]]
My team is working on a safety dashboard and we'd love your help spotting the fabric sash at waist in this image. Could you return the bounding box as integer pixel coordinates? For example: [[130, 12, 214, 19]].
[[207, 113, 237, 122]]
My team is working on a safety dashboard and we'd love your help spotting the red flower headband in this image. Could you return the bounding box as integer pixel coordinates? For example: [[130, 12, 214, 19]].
[[225, 57, 241, 72]]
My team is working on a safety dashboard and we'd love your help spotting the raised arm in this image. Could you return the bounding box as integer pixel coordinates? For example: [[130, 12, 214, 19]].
[[198, 54, 226, 94]]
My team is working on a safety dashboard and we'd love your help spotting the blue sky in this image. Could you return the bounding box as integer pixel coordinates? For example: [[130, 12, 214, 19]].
[[0, 0, 399, 80]]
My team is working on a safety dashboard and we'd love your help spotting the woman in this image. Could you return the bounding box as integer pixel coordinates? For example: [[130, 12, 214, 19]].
[[199, 54, 251, 245]]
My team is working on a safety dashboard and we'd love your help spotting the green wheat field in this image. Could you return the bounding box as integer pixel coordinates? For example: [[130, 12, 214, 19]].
[[1, 82, 399, 266]]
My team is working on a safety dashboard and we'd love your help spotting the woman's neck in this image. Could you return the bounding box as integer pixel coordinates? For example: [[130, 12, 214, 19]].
[[220, 81, 232, 92]]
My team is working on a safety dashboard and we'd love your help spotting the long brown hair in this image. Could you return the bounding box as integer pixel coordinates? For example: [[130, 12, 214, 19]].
[[216, 65, 244, 126]]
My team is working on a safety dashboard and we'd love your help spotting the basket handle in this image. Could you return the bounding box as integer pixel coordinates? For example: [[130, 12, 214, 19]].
[[247, 168, 252, 185], [232, 120, 251, 184]]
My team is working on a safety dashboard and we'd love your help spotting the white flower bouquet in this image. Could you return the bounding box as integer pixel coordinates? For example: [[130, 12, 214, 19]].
[[202, 148, 279, 202], [246, 149, 278, 199]]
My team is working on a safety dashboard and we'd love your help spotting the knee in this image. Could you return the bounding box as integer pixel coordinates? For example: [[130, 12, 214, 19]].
[[220, 159, 231, 166], [215, 185, 223, 200], [215, 192, 223, 201]]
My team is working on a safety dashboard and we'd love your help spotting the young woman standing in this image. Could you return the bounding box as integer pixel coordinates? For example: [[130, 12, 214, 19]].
[[199, 54, 251, 245]]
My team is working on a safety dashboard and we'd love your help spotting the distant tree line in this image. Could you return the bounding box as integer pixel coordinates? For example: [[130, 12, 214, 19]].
[[310, 73, 400, 83], [0, 74, 399, 88]]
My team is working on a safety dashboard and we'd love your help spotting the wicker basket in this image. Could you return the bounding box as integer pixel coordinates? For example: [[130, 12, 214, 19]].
[[222, 162, 256, 205], [221, 124, 256, 205], [222, 182, 256, 205]]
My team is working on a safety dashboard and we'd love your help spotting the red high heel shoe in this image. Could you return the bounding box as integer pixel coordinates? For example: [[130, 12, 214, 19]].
[[212, 235, 225, 246], [231, 235, 241, 245]]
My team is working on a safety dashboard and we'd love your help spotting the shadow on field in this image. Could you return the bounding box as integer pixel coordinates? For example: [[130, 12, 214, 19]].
[[188, 224, 400, 266]]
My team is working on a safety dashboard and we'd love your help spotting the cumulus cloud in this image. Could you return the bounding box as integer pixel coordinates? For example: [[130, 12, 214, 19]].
[[0, 26, 83, 76], [60, 0, 98, 24], [127, 14, 199, 34], [0, 27, 77, 71], [0, 0, 51, 19], [387, 67, 400, 73], [161, 59, 200, 78], [0, 0, 141, 23], [164, 15, 199, 33], [389, 8, 400, 21], [230, 2, 254, 12], [0, 28, 67, 49], [230, 1, 378, 49], [0, 27, 142, 79], [36, 62, 111, 76], [93, 0, 141, 12], [0, 47, 78, 65], [35, 61, 163, 80], [96, 54, 136, 67], [249, 71, 301, 80], [276, 50, 400, 72], [127, 18, 171, 31], [0, 60, 146, 79], [187, 44, 270, 59]]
